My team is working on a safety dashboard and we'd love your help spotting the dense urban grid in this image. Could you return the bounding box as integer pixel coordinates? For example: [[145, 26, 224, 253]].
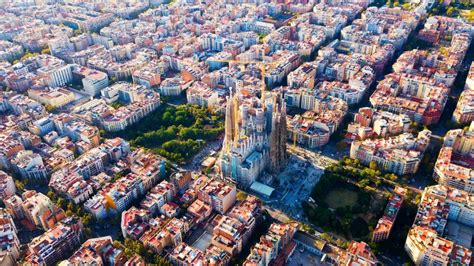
[[0, 0, 472, 265]]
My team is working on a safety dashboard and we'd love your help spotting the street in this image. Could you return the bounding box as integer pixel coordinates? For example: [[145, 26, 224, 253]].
[[182, 138, 223, 171], [287, 145, 338, 170]]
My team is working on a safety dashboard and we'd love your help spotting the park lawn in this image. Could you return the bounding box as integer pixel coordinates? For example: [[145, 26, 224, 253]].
[[304, 162, 390, 241], [324, 188, 358, 209]]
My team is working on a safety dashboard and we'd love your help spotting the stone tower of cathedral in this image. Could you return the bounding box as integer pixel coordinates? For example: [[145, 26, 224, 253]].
[[269, 92, 288, 173], [224, 93, 235, 150]]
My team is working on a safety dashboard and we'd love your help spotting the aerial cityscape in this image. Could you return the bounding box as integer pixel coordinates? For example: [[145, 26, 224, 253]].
[[0, 0, 472, 265]]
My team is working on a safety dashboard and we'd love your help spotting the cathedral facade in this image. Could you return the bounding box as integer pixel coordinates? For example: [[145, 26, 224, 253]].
[[220, 89, 287, 188]]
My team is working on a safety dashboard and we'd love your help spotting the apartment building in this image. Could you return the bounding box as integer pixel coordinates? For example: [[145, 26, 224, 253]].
[[186, 81, 220, 111], [66, 236, 126, 265], [453, 63, 474, 124], [72, 65, 109, 96], [434, 124, 474, 193], [25, 217, 83, 265], [350, 130, 431, 175], [346, 107, 411, 141], [0, 171, 16, 200], [121, 207, 151, 240], [372, 187, 407, 242], [21, 190, 65, 231], [28, 87, 75, 108], [212, 215, 250, 255], [195, 175, 236, 214], [0, 209, 20, 263], [169, 243, 205, 266], [11, 150, 48, 181], [405, 226, 471, 266], [244, 222, 297, 266]]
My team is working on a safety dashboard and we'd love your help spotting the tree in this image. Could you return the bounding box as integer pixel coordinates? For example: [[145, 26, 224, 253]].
[[352, 205, 362, 214], [123, 239, 148, 257], [358, 178, 370, 187], [341, 217, 352, 233], [369, 161, 379, 171], [468, 9, 474, 22], [47, 191, 57, 201], [110, 101, 124, 109], [15, 180, 25, 192], [84, 227, 94, 238], [163, 111, 173, 122], [45, 104, 55, 112], [76, 207, 84, 217], [351, 217, 369, 238], [154, 255, 172, 266], [57, 197, 67, 209], [393, 1, 399, 7], [414, 194, 422, 205], [67, 202, 75, 212], [257, 33, 268, 43], [320, 233, 331, 241], [236, 191, 247, 201], [20, 50, 39, 61], [357, 191, 371, 206], [41, 48, 50, 55], [337, 239, 349, 249], [384, 173, 398, 181], [368, 241, 380, 254], [446, 6, 455, 16], [108, 103, 224, 164]]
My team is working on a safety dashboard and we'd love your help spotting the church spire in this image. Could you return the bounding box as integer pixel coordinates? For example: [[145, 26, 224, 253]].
[[224, 92, 234, 151], [269, 91, 288, 173]]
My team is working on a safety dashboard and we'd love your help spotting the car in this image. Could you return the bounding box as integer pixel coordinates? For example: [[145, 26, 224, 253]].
[[299, 248, 304, 253]]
